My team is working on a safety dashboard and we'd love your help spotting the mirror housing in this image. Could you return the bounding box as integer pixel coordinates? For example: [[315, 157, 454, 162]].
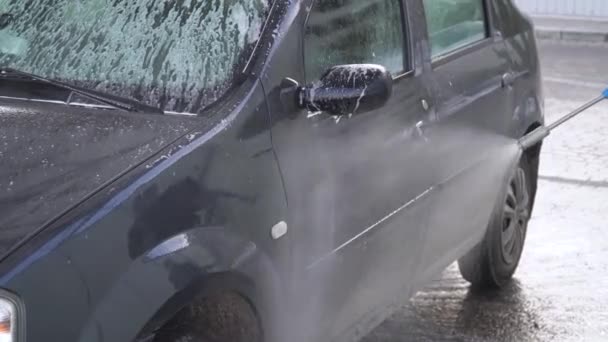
[[300, 64, 393, 116]]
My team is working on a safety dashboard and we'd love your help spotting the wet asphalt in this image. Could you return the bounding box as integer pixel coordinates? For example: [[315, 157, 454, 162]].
[[362, 41, 608, 342]]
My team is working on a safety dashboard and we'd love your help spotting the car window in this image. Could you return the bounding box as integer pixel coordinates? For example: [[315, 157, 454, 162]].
[[0, 0, 269, 113], [304, 0, 405, 82], [423, 0, 488, 58]]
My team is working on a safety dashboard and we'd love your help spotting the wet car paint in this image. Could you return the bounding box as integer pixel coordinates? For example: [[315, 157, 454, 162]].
[[0, 0, 543, 341], [364, 41, 608, 342], [262, 0, 542, 341], [0, 100, 198, 254], [0, 78, 290, 342]]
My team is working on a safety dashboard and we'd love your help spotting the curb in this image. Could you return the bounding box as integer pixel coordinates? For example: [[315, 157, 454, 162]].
[[535, 28, 608, 43]]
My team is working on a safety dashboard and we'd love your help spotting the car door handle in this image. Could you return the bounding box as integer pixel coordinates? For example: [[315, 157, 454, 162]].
[[502, 72, 515, 88]]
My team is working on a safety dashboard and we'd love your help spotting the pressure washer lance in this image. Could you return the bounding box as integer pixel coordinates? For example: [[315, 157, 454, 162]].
[[519, 88, 608, 150]]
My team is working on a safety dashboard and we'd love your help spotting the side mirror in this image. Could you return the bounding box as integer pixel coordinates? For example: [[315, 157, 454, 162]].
[[300, 64, 393, 116]]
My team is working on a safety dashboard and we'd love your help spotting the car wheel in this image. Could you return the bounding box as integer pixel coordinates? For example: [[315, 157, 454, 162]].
[[152, 292, 263, 342], [458, 154, 535, 289]]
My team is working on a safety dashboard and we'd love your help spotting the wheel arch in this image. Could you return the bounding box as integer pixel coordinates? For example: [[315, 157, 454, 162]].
[[523, 121, 543, 154], [522, 121, 543, 209], [127, 226, 284, 342], [514, 82, 544, 172], [134, 270, 264, 341], [70, 223, 285, 342]]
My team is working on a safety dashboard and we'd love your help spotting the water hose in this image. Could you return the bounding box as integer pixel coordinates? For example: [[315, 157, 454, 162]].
[[519, 87, 608, 150]]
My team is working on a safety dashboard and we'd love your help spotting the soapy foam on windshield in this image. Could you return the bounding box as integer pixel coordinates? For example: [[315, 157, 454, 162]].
[[0, 0, 268, 112]]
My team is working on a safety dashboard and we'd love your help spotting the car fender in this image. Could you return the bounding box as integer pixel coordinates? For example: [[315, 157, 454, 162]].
[[0, 78, 288, 342], [76, 225, 284, 342]]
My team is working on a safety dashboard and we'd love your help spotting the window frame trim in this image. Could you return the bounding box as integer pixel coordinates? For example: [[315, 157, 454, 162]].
[[425, 0, 498, 69], [397, 0, 414, 78], [242, 0, 280, 74]]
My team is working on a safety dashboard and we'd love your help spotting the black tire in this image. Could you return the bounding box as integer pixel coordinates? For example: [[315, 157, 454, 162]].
[[153, 292, 263, 342], [458, 154, 535, 289]]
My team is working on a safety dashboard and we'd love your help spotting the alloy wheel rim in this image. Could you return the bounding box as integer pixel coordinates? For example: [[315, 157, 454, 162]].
[[501, 167, 530, 265]]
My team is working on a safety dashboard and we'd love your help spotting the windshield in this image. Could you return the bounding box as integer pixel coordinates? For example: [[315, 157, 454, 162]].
[[0, 0, 269, 113]]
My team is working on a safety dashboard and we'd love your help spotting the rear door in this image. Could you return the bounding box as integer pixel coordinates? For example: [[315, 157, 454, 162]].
[[417, 0, 517, 277], [266, 0, 437, 339]]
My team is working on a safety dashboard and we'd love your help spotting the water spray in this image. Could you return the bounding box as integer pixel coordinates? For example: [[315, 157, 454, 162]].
[[519, 87, 608, 150]]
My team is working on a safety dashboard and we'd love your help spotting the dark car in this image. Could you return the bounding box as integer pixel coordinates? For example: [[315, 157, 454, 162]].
[[0, 0, 543, 341]]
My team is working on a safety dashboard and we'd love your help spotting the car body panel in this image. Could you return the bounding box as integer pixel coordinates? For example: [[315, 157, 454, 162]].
[[414, 0, 543, 285], [0, 100, 198, 255], [417, 0, 518, 274], [0, 79, 290, 342]]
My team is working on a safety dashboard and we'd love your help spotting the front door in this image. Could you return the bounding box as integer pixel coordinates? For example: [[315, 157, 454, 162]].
[[266, 0, 437, 339]]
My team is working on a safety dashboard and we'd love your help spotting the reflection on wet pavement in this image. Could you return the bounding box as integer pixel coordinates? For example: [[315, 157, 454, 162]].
[[364, 271, 543, 342]]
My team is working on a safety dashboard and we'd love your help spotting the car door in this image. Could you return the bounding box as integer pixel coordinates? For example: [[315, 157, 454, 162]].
[[416, 0, 518, 277], [263, 0, 437, 339]]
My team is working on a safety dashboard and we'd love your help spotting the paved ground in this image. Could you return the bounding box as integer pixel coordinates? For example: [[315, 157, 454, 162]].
[[532, 15, 608, 43], [362, 41, 608, 341], [533, 15, 608, 34]]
